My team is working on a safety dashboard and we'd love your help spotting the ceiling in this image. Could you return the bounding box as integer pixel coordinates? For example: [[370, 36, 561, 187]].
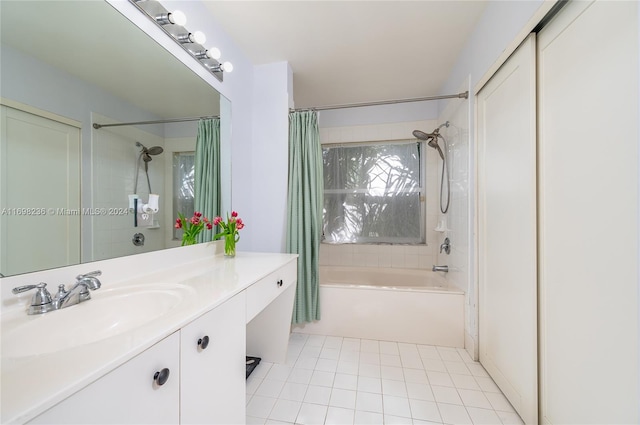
[[204, 1, 488, 108], [1, 1, 219, 119]]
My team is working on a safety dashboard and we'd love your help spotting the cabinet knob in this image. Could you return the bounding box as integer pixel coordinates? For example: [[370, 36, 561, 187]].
[[197, 335, 210, 350], [153, 368, 170, 386], [277, 279, 283, 287]]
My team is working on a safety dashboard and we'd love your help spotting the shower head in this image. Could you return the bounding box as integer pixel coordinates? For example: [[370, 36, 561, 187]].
[[412, 129, 432, 140], [413, 121, 450, 160], [412, 129, 444, 159]]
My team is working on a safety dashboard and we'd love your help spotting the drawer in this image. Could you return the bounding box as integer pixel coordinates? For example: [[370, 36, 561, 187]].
[[246, 260, 297, 322]]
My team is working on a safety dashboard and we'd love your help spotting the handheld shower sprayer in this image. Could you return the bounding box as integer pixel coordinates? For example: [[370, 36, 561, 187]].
[[134, 141, 164, 195], [412, 121, 451, 213]]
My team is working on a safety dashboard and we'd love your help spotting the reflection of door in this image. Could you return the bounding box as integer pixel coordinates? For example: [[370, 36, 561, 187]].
[[477, 35, 537, 424], [0, 105, 80, 276]]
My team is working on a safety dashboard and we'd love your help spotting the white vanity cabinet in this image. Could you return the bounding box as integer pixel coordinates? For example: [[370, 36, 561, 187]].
[[5, 254, 298, 424], [29, 332, 181, 425], [180, 293, 246, 424]]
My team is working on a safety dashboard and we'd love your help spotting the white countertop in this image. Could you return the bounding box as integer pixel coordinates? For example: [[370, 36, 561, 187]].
[[0, 251, 298, 424]]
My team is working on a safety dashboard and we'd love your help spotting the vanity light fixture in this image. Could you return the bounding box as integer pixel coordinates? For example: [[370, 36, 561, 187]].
[[209, 61, 233, 73], [195, 47, 221, 61], [192, 31, 206, 45], [129, 0, 232, 82], [155, 10, 186, 26], [178, 31, 206, 45]]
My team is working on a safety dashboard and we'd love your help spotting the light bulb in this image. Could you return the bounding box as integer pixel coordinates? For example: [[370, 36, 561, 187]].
[[221, 61, 233, 73], [192, 31, 206, 45], [170, 10, 187, 26], [207, 47, 221, 60]]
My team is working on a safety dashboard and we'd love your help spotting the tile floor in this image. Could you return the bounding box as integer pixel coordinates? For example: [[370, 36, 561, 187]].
[[246, 333, 523, 425]]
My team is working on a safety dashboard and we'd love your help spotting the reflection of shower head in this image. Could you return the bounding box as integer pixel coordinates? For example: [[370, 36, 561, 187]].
[[136, 141, 164, 159]]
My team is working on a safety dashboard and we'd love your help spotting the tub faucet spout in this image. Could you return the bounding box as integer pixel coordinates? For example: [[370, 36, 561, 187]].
[[432, 265, 449, 273]]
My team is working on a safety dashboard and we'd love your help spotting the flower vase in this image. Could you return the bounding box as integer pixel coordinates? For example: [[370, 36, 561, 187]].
[[182, 236, 197, 246], [224, 233, 238, 257]]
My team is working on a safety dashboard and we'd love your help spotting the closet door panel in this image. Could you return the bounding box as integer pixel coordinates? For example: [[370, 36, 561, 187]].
[[477, 34, 537, 425], [538, 0, 639, 422]]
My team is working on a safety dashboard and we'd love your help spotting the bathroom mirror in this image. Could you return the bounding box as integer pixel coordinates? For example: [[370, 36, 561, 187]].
[[0, 1, 231, 277]]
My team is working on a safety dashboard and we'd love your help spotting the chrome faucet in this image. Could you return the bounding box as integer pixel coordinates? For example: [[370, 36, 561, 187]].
[[54, 271, 102, 310], [432, 265, 449, 273], [12, 271, 102, 315]]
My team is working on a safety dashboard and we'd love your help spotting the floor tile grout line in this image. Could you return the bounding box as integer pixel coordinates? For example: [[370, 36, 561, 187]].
[[256, 334, 520, 425]]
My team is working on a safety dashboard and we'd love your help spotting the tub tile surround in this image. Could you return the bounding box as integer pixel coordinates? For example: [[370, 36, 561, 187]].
[[319, 119, 442, 271], [246, 333, 522, 425], [437, 79, 474, 360], [90, 113, 167, 262]]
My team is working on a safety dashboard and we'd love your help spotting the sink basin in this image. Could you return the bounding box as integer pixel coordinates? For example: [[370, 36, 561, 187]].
[[2, 283, 194, 358]]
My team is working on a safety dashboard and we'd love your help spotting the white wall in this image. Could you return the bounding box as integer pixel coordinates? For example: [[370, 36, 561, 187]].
[[438, 0, 544, 99], [319, 100, 437, 128], [251, 62, 294, 253]]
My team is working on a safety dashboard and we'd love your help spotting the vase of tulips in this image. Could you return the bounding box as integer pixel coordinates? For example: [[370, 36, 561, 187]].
[[175, 212, 212, 246], [213, 211, 245, 257]]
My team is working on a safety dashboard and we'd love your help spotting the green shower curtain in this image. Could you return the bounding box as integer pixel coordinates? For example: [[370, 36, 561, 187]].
[[287, 111, 324, 324], [194, 118, 221, 243]]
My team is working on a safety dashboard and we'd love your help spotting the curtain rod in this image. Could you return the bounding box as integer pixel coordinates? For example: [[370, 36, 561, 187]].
[[290, 91, 468, 112], [92, 115, 219, 129]]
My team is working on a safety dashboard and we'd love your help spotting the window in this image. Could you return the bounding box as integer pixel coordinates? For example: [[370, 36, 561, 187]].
[[322, 141, 425, 244], [172, 152, 195, 240]]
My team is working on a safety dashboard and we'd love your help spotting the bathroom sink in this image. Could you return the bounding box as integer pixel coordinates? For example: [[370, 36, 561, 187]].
[[2, 283, 194, 358]]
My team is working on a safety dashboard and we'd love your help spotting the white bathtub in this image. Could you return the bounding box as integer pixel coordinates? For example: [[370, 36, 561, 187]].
[[292, 266, 465, 347]]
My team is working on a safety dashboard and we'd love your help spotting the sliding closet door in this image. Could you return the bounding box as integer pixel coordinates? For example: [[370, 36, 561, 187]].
[[477, 34, 537, 425], [538, 0, 639, 422]]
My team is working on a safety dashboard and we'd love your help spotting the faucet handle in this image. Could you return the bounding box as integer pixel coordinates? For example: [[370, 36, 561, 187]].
[[12, 283, 54, 314], [76, 270, 102, 280]]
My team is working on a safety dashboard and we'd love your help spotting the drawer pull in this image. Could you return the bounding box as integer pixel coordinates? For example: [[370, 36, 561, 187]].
[[277, 279, 283, 287], [153, 368, 170, 386], [198, 335, 210, 350]]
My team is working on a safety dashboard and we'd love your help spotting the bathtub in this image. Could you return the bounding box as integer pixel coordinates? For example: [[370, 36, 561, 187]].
[[292, 266, 465, 347]]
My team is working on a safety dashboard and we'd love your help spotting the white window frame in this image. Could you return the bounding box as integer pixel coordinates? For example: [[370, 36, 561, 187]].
[[321, 139, 426, 245]]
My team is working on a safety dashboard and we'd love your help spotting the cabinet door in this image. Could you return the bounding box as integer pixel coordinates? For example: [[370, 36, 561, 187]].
[[181, 293, 246, 424], [29, 332, 180, 424]]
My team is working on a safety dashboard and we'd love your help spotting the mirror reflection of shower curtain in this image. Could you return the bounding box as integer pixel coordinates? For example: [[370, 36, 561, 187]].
[[194, 118, 221, 243]]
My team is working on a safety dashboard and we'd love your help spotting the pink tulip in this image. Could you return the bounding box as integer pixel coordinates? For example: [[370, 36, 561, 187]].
[[231, 211, 238, 218], [213, 216, 222, 226], [194, 211, 202, 218], [236, 218, 243, 225], [190, 216, 200, 225], [174, 223, 181, 229], [206, 223, 213, 230], [237, 222, 244, 230]]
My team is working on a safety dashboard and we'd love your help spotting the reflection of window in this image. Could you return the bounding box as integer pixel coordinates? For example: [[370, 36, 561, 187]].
[[322, 141, 425, 244], [173, 152, 195, 240]]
